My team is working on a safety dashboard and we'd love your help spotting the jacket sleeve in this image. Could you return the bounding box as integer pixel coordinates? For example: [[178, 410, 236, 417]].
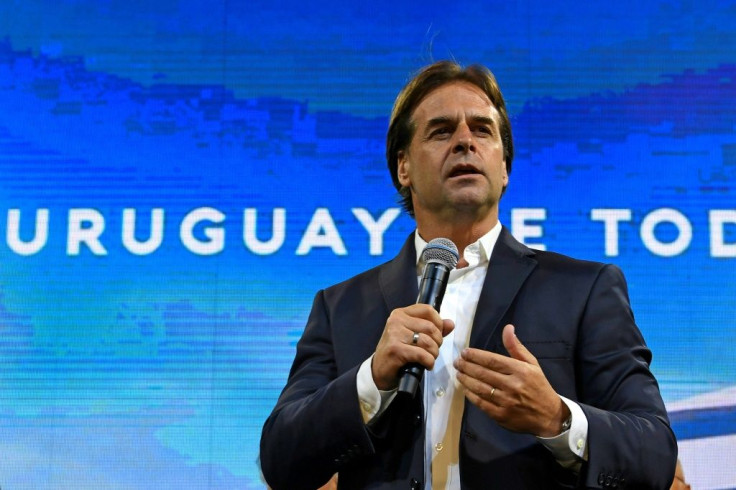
[[259, 289, 376, 490], [575, 264, 677, 489]]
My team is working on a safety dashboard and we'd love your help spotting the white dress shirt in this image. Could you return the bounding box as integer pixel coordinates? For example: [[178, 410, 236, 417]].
[[357, 224, 588, 488]]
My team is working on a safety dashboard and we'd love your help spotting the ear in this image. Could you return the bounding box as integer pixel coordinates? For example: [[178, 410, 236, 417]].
[[397, 150, 411, 187], [502, 159, 509, 187]]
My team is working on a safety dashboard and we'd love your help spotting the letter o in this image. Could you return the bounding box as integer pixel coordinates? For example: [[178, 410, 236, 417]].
[[640, 208, 692, 257]]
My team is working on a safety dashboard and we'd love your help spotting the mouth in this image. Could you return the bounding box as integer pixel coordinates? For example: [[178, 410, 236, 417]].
[[447, 164, 483, 179]]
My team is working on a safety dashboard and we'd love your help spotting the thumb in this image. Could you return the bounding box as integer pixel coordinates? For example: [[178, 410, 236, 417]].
[[502, 324, 538, 366]]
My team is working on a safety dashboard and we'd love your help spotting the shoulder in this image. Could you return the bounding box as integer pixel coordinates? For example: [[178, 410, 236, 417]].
[[525, 250, 633, 312], [499, 227, 619, 279], [533, 248, 608, 272], [498, 227, 610, 271]]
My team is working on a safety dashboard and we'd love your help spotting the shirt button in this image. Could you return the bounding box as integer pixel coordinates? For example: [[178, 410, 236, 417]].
[[435, 387, 445, 397], [361, 401, 372, 412], [576, 439, 584, 450], [435, 443, 443, 452]]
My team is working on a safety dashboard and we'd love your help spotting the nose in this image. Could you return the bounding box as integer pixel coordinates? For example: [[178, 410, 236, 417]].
[[452, 124, 475, 153]]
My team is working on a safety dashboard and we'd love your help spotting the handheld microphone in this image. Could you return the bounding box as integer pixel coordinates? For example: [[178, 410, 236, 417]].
[[397, 237, 459, 397]]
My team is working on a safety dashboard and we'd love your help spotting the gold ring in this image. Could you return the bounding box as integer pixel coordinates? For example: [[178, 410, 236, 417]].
[[490, 387, 496, 399], [412, 332, 420, 345]]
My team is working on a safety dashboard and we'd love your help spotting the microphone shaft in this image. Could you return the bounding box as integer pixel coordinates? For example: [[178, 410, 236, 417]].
[[397, 262, 451, 396]]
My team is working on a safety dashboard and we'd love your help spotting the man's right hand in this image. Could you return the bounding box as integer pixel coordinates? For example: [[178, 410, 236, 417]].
[[371, 304, 454, 391]]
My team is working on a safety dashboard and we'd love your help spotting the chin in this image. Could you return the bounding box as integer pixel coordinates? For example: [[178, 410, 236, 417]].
[[448, 189, 497, 208], [449, 198, 497, 214]]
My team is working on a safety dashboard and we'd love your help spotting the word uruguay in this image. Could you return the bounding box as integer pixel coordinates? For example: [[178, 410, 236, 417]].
[[3, 207, 736, 257]]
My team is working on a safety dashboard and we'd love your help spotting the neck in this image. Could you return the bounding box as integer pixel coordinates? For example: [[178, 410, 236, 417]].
[[415, 211, 498, 261]]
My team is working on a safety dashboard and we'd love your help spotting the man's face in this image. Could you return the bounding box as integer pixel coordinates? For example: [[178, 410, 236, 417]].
[[397, 81, 508, 223]]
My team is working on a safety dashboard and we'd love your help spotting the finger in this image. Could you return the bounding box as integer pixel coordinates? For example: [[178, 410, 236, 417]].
[[456, 370, 498, 401], [441, 319, 455, 337], [456, 372, 505, 414], [458, 347, 515, 375], [402, 305, 446, 345], [455, 353, 511, 391], [463, 389, 501, 417], [404, 303, 444, 326], [502, 324, 539, 367], [385, 328, 439, 368], [410, 319, 444, 349], [413, 348, 441, 371], [389, 309, 443, 347], [408, 331, 441, 359]]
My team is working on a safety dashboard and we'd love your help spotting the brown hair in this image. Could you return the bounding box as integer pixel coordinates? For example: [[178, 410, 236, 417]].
[[386, 61, 514, 217]]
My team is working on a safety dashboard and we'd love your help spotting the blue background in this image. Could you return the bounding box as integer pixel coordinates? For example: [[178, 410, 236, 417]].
[[0, 1, 734, 488]]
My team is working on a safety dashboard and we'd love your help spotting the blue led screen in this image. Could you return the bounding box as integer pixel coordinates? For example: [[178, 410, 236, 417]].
[[0, 1, 735, 488]]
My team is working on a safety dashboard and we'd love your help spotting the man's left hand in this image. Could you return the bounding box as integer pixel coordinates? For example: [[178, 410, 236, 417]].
[[454, 324, 570, 437]]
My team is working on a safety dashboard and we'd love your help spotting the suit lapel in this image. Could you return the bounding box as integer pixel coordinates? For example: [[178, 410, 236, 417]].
[[469, 227, 538, 351], [379, 231, 419, 313], [376, 232, 425, 459]]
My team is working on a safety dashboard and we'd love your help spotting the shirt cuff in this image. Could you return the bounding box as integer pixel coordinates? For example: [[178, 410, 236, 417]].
[[537, 396, 589, 469], [356, 355, 397, 424]]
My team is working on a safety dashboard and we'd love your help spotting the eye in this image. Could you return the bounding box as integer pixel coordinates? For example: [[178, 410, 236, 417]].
[[474, 125, 493, 136], [429, 127, 452, 138]]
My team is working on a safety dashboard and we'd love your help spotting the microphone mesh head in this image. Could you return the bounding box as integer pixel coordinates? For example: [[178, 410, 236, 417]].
[[422, 238, 459, 269]]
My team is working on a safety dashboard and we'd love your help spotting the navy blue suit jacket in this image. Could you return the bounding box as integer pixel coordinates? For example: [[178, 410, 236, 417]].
[[260, 228, 676, 489]]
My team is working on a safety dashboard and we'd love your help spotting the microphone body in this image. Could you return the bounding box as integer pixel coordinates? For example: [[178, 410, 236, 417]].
[[397, 238, 458, 397]]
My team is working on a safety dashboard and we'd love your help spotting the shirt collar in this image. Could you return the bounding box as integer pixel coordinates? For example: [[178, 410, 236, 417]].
[[414, 221, 502, 272]]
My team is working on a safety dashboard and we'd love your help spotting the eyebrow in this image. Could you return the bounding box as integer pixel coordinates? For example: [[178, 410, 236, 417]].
[[425, 114, 496, 130], [424, 116, 453, 130]]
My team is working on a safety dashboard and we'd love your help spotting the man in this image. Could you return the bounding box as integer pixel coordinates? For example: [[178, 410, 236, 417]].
[[260, 61, 677, 489]]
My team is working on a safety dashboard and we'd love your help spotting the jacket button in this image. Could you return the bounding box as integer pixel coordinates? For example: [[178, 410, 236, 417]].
[[410, 478, 421, 489], [414, 414, 422, 426]]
